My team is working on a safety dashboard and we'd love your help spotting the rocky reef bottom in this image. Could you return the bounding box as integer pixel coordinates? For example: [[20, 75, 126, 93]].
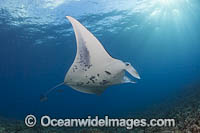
[[142, 82, 200, 133], [0, 83, 200, 133]]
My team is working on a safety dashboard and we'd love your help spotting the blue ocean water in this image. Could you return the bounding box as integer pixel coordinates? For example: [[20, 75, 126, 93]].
[[0, 0, 200, 120]]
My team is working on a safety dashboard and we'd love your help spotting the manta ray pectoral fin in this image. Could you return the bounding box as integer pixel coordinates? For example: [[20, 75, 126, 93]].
[[65, 16, 113, 68], [125, 64, 140, 79]]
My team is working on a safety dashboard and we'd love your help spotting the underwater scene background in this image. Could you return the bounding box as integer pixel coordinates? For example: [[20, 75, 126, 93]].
[[0, 0, 200, 132]]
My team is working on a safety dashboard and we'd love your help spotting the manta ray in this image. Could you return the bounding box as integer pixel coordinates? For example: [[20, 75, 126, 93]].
[[40, 16, 140, 101]]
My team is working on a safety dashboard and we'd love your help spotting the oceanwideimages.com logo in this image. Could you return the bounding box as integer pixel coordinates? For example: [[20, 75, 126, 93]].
[[25, 115, 176, 129]]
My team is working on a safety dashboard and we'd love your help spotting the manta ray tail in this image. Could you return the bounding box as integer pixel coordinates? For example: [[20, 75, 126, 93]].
[[40, 82, 64, 102]]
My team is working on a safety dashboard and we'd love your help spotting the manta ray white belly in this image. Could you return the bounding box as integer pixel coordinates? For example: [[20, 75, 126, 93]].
[[65, 58, 126, 94], [63, 16, 140, 95]]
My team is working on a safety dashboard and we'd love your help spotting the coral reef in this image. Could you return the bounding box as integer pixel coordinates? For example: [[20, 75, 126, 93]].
[[0, 84, 200, 133], [143, 83, 200, 133]]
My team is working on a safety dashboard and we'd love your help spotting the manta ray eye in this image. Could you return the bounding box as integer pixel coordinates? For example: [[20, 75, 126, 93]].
[[126, 63, 130, 66]]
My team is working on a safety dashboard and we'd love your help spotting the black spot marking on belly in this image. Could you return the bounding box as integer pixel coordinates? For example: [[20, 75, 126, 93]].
[[105, 71, 111, 75], [89, 76, 96, 83], [82, 68, 87, 71], [72, 65, 78, 72], [88, 64, 92, 69], [99, 80, 110, 85], [97, 74, 100, 77], [74, 65, 78, 69]]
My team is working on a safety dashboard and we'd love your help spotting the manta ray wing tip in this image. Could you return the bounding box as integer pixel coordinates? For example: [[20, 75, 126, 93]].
[[66, 16, 72, 20]]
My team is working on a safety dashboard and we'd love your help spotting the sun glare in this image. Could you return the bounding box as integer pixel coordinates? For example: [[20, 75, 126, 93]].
[[132, 0, 196, 34], [144, 0, 188, 19], [160, 0, 170, 5]]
